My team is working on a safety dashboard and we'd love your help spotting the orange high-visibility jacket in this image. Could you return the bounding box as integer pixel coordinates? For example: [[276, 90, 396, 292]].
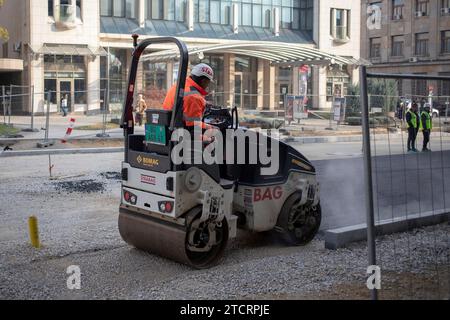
[[163, 77, 211, 129]]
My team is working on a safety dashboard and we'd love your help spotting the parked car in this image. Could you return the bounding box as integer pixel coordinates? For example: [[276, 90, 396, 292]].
[[402, 98, 440, 118]]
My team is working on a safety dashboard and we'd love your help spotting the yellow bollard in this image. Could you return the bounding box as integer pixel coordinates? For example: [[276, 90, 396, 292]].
[[28, 216, 40, 249]]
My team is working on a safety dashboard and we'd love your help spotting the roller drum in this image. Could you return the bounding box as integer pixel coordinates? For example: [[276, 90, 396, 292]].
[[119, 207, 228, 269]]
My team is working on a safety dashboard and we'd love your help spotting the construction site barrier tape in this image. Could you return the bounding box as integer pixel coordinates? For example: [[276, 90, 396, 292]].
[[61, 118, 76, 143]]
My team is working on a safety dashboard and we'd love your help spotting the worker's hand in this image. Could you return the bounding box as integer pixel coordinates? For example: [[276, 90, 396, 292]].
[[201, 126, 220, 146]]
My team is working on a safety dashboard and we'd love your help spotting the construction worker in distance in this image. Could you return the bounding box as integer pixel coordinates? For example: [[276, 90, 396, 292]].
[[163, 63, 215, 132], [134, 94, 147, 127], [420, 104, 432, 152], [406, 102, 420, 153]]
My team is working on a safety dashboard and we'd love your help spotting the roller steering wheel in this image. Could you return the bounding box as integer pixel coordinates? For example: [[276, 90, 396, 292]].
[[203, 105, 234, 130]]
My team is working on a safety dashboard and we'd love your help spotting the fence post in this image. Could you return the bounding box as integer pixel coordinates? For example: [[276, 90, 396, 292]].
[[97, 89, 110, 138], [8, 84, 12, 126], [30, 86, 36, 131], [445, 98, 449, 124], [23, 85, 39, 132], [37, 91, 54, 148], [360, 66, 378, 301], [2, 86, 5, 125]]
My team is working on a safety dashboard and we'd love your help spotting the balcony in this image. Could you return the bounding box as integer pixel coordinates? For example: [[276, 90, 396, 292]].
[[54, 4, 77, 30], [333, 26, 349, 43], [0, 58, 24, 73]]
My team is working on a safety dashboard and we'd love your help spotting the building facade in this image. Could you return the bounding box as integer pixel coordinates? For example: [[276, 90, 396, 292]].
[[361, 0, 450, 100], [313, 0, 361, 110], [0, 0, 361, 115]]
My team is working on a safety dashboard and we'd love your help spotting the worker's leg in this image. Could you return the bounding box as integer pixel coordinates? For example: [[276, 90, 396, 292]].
[[423, 130, 430, 151], [407, 128, 414, 151], [414, 129, 419, 151]]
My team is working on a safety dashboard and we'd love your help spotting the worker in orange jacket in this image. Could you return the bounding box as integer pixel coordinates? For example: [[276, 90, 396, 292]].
[[163, 63, 214, 130]]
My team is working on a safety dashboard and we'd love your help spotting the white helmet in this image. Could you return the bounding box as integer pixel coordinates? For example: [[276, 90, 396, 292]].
[[191, 63, 214, 82]]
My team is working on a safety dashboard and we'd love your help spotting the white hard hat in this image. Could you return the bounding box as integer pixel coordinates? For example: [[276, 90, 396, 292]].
[[191, 63, 214, 81]]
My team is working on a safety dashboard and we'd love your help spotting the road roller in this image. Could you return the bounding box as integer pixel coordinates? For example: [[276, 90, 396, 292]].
[[119, 36, 321, 269]]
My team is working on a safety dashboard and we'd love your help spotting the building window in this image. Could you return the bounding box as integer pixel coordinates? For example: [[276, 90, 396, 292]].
[[240, 2, 250, 26], [148, 0, 163, 20], [109, 48, 128, 104], [147, 0, 180, 21], [210, 1, 220, 24], [176, 0, 186, 22], [113, 0, 125, 17], [412, 75, 427, 98], [442, 0, 450, 15], [330, 8, 350, 40], [141, 0, 312, 31], [74, 79, 86, 104], [101, 0, 137, 18], [221, 1, 231, 25], [370, 37, 381, 58], [125, 0, 136, 19], [415, 0, 429, 17], [100, 0, 112, 16], [48, 0, 54, 16], [253, 4, 263, 27], [391, 35, 404, 56], [442, 30, 450, 54], [44, 79, 57, 104], [198, 0, 209, 23], [2, 42, 8, 58], [415, 33, 429, 56], [76, 0, 82, 19], [438, 72, 450, 97], [281, 6, 292, 29], [392, 0, 404, 20]]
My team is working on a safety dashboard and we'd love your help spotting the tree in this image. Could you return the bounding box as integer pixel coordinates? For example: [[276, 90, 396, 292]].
[[345, 79, 399, 116], [0, 0, 9, 42]]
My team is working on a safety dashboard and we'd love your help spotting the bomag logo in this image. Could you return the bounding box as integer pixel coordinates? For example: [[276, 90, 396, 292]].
[[136, 155, 159, 167]]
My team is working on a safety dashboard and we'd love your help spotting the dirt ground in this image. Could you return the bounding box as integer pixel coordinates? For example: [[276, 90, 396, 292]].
[[259, 267, 449, 300], [1, 138, 124, 150]]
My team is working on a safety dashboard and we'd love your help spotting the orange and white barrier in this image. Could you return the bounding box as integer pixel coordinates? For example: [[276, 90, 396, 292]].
[[61, 118, 76, 143]]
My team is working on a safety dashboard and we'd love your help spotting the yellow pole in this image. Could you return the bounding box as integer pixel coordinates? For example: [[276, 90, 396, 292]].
[[28, 216, 40, 249]]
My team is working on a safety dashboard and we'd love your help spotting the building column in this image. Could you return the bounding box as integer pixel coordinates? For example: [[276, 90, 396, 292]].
[[224, 53, 235, 108], [292, 66, 299, 96], [138, 0, 146, 28], [87, 56, 101, 114], [166, 61, 174, 90], [349, 65, 359, 86], [135, 60, 143, 94], [30, 55, 45, 114], [263, 60, 276, 110], [313, 66, 328, 111], [257, 59, 264, 110]]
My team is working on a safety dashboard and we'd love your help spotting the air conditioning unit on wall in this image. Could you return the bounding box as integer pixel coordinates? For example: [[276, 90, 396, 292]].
[[441, 8, 450, 15], [415, 11, 426, 17], [409, 57, 418, 63]]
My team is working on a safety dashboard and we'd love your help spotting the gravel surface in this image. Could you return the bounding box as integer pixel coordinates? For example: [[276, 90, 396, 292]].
[[0, 153, 448, 300]]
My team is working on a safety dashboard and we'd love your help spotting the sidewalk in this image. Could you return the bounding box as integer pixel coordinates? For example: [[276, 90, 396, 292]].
[[1, 115, 449, 147], [2, 115, 145, 140]]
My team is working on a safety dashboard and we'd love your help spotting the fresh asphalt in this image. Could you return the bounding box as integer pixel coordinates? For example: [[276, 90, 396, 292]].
[[1, 136, 449, 231], [311, 150, 450, 230]]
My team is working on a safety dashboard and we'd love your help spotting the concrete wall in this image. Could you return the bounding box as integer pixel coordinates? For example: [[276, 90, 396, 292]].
[[361, 0, 450, 77], [0, 0, 28, 60]]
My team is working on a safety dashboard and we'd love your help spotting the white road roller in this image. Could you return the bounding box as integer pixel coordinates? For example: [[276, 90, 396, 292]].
[[118, 36, 321, 269]]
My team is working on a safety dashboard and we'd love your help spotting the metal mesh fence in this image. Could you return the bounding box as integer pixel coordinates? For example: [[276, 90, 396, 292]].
[[361, 70, 450, 300]]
